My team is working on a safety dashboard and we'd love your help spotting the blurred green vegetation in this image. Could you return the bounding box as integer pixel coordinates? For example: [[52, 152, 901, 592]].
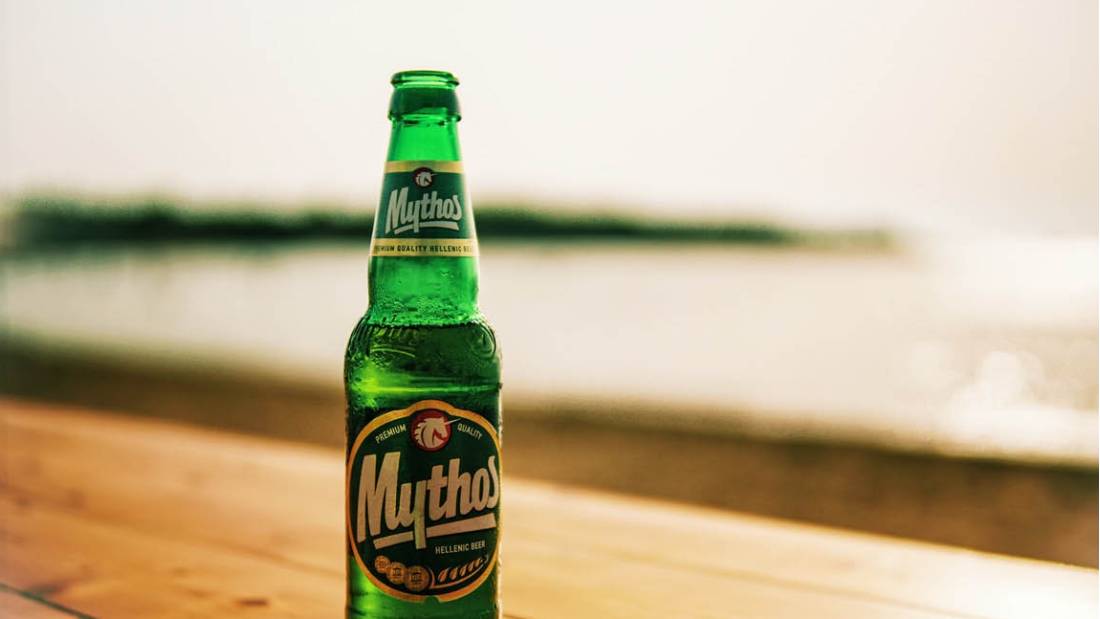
[[5, 194, 891, 249]]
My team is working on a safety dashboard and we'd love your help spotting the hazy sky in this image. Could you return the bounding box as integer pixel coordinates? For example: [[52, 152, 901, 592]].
[[2, 0, 1096, 233]]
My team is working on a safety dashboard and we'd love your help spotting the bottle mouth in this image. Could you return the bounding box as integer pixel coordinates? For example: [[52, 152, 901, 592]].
[[389, 69, 461, 120], [391, 69, 459, 88]]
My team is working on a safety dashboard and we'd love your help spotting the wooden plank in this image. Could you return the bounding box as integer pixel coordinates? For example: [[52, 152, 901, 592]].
[[0, 589, 84, 619], [1, 401, 341, 575], [507, 488, 1100, 619], [1, 399, 1096, 618], [2, 493, 339, 618], [2, 492, 960, 619]]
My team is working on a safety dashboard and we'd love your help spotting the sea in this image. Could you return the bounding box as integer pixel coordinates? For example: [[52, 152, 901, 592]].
[[3, 237, 1096, 465]]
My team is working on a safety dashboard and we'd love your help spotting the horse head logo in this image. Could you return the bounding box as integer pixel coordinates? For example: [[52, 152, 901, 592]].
[[411, 409, 452, 451], [412, 167, 435, 188]]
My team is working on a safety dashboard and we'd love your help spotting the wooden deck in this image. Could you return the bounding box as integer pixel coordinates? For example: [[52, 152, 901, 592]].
[[1, 398, 1096, 618]]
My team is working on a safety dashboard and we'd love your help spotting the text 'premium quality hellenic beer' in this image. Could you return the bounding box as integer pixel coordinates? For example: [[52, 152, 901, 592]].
[[344, 70, 502, 619]]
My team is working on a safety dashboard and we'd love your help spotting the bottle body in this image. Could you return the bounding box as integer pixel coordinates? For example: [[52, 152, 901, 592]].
[[345, 320, 501, 619], [345, 71, 502, 619]]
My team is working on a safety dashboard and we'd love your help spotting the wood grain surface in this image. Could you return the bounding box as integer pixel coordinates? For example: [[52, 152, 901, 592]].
[[1, 399, 1095, 618]]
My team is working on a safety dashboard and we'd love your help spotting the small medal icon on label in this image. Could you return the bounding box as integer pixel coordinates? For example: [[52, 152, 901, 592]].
[[405, 566, 430, 592], [386, 562, 407, 585], [374, 555, 390, 574]]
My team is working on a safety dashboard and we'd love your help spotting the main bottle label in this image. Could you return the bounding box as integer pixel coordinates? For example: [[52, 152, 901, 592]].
[[371, 161, 478, 257], [346, 399, 500, 602]]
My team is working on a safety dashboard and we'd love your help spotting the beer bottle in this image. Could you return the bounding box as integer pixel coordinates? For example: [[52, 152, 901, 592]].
[[344, 70, 502, 619]]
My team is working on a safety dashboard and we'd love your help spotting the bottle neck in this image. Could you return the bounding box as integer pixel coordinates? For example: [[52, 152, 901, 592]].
[[367, 115, 481, 325], [387, 115, 461, 161]]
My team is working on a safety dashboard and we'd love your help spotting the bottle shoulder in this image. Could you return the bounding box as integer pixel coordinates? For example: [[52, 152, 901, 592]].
[[344, 315, 501, 395]]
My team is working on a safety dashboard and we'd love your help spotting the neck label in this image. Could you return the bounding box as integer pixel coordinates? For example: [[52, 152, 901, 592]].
[[371, 161, 477, 257]]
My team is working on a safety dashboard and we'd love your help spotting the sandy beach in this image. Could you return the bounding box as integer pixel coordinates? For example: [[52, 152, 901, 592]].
[[4, 337, 1094, 567]]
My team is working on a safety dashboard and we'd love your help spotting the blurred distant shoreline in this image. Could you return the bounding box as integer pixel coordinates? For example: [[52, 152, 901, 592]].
[[3, 194, 892, 250]]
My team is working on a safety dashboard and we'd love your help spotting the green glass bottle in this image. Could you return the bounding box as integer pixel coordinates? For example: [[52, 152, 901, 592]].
[[344, 70, 502, 619]]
